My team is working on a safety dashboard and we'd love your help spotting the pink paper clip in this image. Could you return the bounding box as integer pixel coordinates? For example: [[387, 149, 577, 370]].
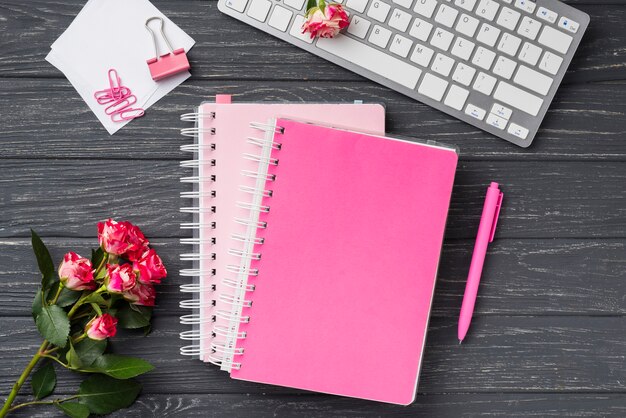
[[108, 69, 124, 99], [145, 17, 190, 81], [94, 69, 145, 123], [111, 108, 145, 122], [105, 95, 137, 115]]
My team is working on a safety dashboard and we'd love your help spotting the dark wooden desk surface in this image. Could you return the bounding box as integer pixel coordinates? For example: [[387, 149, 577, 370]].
[[1, 0, 625, 416]]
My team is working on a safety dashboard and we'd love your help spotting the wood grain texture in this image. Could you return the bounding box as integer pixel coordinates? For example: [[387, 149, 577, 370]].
[[0, 316, 624, 395], [0, 238, 624, 317], [1, 1, 625, 84], [6, 393, 626, 417], [2, 79, 626, 161]]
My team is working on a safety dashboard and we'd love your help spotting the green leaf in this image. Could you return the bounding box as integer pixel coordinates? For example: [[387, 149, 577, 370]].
[[116, 305, 152, 329], [36, 305, 70, 347], [82, 292, 107, 306], [31, 229, 56, 291], [32, 289, 44, 320], [74, 339, 107, 368], [78, 374, 142, 415], [56, 287, 83, 308], [32, 362, 56, 399], [306, 0, 317, 13], [90, 354, 154, 379], [66, 341, 83, 369], [56, 402, 90, 418]]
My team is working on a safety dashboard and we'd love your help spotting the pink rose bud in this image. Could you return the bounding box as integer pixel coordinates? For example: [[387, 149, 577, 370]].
[[97, 219, 149, 261], [105, 263, 137, 293], [133, 249, 167, 285], [123, 282, 156, 307], [85, 313, 118, 340], [302, 3, 349, 39], [58, 252, 96, 291]]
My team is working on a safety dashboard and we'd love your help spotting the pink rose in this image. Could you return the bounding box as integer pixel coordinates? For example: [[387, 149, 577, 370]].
[[133, 249, 167, 285], [97, 219, 149, 261], [302, 3, 349, 39], [123, 282, 156, 307], [58, 252, 96, 291], [85, 313, 118, 340], [105, 263, 137, 293]]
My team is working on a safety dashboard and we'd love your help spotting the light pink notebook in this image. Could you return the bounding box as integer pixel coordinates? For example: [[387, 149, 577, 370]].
[[178, 96, 386, 365], [223, 119, 458, 405]]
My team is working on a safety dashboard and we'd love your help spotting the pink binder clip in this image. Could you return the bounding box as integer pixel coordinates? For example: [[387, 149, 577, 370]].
[[145, 17, 190, 81]]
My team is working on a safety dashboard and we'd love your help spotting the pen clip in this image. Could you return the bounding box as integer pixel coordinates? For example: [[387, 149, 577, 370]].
[[489, 191, 504, 243]]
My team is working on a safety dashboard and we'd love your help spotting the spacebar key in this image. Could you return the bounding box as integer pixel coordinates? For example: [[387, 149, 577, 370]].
[[317, 34, 422, 90]]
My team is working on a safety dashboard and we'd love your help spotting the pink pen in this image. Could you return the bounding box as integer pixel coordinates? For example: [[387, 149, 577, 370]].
[[458, 182, 503, 343]]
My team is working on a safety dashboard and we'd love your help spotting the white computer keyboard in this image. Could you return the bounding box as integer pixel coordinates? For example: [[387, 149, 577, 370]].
[[218, 0, 589, 147]]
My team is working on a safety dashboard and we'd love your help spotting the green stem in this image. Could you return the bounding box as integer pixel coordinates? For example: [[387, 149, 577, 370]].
[[39, 354, 70, 370], [0, 341, 49, 418], [7, 395, 79, 413]]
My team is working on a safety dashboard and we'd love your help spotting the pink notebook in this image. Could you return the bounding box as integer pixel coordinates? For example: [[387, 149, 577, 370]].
[[221, 119, 458, 405], [178, 96, 386, 365]]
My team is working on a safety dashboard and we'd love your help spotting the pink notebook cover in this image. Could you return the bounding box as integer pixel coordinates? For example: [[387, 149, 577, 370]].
[[230, 119, 458, 405], [196, 97, 386, 363]]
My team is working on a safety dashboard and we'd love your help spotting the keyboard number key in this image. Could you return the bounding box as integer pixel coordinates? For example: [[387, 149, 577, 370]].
[[454, 0, 476, 12], [268, 5, 294, 32], [390, 34, 414, 58], [418, 73, 449, 101], [538, 51, 563, 75], [475, 0, 500, 21], [444, 85, 470, 110], [369, 25, 393, 48], [348, 16, 372, 38], [452, 63, 476, 86], [367, 0, 392, 22]]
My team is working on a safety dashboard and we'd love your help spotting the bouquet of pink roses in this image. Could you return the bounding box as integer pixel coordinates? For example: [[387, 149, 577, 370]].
[[0, 220, 166, 418]]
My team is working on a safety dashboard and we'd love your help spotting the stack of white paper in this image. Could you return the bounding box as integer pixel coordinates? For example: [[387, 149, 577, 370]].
[[46, 0, 195, 134]]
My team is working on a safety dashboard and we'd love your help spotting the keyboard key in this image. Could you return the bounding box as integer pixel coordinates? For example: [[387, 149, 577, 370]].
[[493, 81, 543, 116], [496, 7, 520, 31], [346, 0, 369, 13], [284, 0, 306, 10], [268, 5, 293, 31], [493, 56, 516, 79], [497, 33, 521, 56], [456, 14, 479, 37], [465, 103, 486, 120], [536, 7, 557, 24], [454, 0, 476, 12], [517, 16, 541, 40], [389, 8, 413, 31], [476, 23, 500, 47], [369, 25, 393, 48], [347, 16, 372, 38], [558, 16, 579, 34], [486, 113, 507, 129], [473, 72, 497, 95], [410, 43, 435, 66], [367, 0, 392, 22], [393, 0, 414, 9], [435, 4, 458, 27], [514, 0, 535, 14], [451, 37, 475, 60], [475, 0, 499, 21], [538, 26, 572, 54], [432, 53, 455, 76], [471, 46, 496, 70], [418, 73, 449, 101], [507, 122, 529, 139], [409, 18, 433, 41], [317, 34, 423, 89], [289, 15, 314, 43], [225, 0, 249, 13], [539, 51, 563, 75], [452, 63, 476, 86], [444, 85, 470, 110], [414, 0, 438, 18], [514, 65, 553, 95], [430, 27, 454, 51], [390, 34, 414, 58], [518, 42, 542, 66], [491, 103, 513, 119]]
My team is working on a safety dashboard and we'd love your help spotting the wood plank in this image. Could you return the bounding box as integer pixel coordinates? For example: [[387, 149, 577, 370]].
[[0, 238, 624, 317], [0, 1, 624, 83], [6, 393, 626, 417], [2, 159, 626, 239], [0, 316, 624, 394], [2, 79, 626, 160]]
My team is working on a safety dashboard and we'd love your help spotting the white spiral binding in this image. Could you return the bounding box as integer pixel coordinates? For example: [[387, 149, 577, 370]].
[[219, 120, 284, 372], [179, 107, 218, 359]]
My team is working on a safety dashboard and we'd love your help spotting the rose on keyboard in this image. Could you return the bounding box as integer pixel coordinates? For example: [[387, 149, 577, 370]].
[[302, 0, 349, 39]]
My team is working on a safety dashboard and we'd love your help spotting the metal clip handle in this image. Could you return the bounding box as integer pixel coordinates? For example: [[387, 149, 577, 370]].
[[146, 17, 175, 57]]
